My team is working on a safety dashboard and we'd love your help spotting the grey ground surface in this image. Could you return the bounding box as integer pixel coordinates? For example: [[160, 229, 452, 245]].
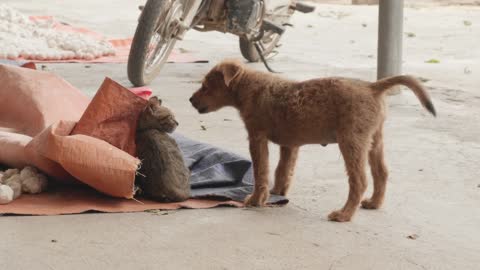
[[1, 1, 479, 269]]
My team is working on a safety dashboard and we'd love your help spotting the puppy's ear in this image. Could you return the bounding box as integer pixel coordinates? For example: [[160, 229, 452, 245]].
[[218, 61, 242, 87]]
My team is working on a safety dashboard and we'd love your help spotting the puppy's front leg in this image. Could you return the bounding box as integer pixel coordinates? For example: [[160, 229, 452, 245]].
[[245, 135, 270, 207]]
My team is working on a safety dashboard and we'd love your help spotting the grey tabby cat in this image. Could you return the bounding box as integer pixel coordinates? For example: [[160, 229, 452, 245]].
[[135, 96, 190, 202]]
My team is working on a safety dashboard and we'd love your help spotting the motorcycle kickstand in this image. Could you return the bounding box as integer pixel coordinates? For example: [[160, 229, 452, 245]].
[[254, 42, 280, 74]]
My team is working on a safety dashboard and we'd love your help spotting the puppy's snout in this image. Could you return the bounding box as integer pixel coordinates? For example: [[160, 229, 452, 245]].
[[189, 96, 198, 108]]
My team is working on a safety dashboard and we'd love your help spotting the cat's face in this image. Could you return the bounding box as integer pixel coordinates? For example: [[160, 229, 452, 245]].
[[139, 97, 179, 133]]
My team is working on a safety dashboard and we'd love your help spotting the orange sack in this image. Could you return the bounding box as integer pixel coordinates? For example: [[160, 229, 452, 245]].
[[0, 64, 142, 198]]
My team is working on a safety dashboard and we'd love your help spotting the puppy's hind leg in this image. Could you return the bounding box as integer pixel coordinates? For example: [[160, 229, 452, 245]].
[[328, 137, 368, 222], [271, 146, 299, 196], [362, 127, 388, 209]]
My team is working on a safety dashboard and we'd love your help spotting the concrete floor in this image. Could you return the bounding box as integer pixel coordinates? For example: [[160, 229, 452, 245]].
[[1, 1, 479, 269]]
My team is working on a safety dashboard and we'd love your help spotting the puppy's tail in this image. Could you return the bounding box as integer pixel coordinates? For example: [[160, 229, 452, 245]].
[[370, 75, 436, 116]]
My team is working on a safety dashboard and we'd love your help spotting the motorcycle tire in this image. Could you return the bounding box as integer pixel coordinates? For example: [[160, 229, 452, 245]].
[[128, 0, 176, 86], [239, 33, 282, 63]]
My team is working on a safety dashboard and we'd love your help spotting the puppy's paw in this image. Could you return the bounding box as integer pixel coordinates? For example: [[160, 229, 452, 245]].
[[270, 186, 287, 196], [328, 210, 352, 222], [244, 190, 269, 207], [361, 198, 382, 209]]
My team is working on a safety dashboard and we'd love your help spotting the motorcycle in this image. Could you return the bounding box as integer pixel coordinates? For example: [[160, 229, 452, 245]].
[[127, 0, 315, 86]]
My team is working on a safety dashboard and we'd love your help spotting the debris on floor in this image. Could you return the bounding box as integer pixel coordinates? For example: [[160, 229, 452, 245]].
[[407, 234, 419, 240]]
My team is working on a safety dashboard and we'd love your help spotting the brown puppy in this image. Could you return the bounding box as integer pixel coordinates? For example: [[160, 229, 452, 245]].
[[190, 60, 436, 222]]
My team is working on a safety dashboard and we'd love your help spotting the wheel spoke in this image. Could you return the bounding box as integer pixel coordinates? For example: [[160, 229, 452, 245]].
[[143, 1, 183, 74], [146, 38, 167, 67], [259, 42, 266, 51]]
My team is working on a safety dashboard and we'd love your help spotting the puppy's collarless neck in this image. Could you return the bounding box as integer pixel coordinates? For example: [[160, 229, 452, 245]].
[[229, 70, 248, 109], [231, 73, 265, 113]]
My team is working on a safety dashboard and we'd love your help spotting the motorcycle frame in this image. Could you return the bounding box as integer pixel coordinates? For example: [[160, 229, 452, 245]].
[[176, 0, 205, 39], [177, 0, 267, 36], [175, 0, 295, 40]]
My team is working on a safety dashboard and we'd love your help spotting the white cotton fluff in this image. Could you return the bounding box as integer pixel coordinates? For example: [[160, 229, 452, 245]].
[[20, 166, 37, 179], [22, 174, 48, 194], [20, 166, 48, 194], [0, 166, 49, 204], [2, 168, 19, 182], [4, 174, 22, 199], [0, 184, 14, 204], [0, 5, 115, 61]]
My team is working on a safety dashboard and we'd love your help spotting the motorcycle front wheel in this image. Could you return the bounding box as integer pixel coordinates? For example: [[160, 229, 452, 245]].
[[239, 2, 294, 63], [128, 0, 183, 86], [239, 32, 281, 62]]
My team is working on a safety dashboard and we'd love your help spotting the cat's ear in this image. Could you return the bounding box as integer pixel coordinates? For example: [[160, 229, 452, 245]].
[[148, 96, 162, 106], [145, 103, 155, 115]]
